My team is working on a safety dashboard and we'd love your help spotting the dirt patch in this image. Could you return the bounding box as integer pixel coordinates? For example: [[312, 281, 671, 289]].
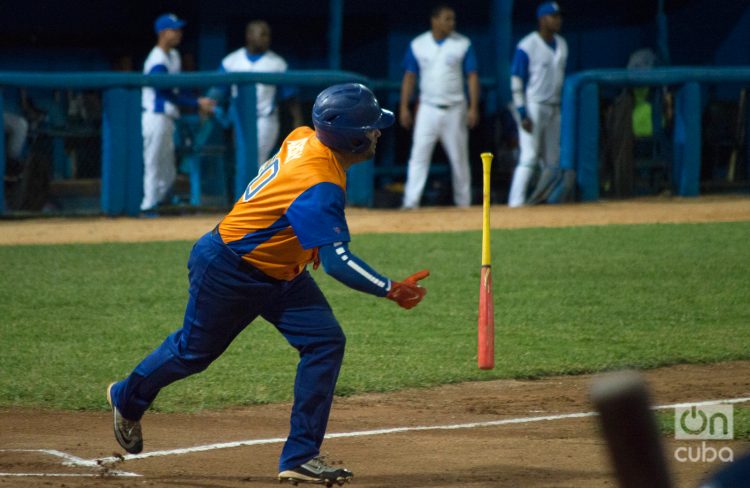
[[1, 196, 749, 487], [0, 195, 748, 245], [1, 362, 748, 487]]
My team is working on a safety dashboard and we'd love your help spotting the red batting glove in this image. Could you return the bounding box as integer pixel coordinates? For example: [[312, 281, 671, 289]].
[[386, 269, 430, 309]]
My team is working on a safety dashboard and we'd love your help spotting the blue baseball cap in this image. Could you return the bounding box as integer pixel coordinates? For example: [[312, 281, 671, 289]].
[[154, 13, 186, 34], [537, 2, 562, 18]]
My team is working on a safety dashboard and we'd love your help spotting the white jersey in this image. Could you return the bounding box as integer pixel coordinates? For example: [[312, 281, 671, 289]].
[[142, 46, 182, 118], [516, 32, 567, 104], [221, 48, 288, 117], [409, 31, 472, 106]]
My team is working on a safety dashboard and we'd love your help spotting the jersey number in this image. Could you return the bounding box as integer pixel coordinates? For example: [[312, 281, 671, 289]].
[[242, 156, 280, 202]]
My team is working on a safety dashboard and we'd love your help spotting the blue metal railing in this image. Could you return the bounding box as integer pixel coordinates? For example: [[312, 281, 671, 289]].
[[561, 66, 750, 201], [0, 70, 367, 215]]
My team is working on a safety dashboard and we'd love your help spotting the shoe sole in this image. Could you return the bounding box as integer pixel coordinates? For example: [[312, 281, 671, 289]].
[[106, 383, 143, 454], [278, 472, 352, 487]]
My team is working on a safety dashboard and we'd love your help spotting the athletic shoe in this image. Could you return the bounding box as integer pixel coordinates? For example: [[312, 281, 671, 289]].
[[106, 383, 143, 454], [278, 456, 353, 486]]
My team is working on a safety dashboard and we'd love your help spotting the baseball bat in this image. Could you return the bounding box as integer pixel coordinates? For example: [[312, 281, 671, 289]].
[[590, 371, 673, 488], [478, 152, 494, 370]]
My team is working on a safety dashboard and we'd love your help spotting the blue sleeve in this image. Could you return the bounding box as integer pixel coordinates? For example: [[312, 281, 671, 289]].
[[279, 84, 298, 101], [148, 64, 198, 108], [207, 65, 230, 102], [511, 48, 530, 86], [286, 182, 351, 249], [403, 46, 419, 74], [463, 45, 478, 75], [319, 242, 391, 297]]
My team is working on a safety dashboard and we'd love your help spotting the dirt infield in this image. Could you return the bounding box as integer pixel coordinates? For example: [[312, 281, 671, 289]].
[[1, 195, 749, 245], [1, 196, 749, 487]]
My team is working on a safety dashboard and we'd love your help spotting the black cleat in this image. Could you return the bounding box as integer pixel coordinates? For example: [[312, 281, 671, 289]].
[[106, 383, 143, 454], [278, 456, 353, 486]]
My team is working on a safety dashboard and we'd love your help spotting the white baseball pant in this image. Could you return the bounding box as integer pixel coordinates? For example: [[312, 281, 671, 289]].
[[403, 102, 471, 208], [141, 112, 176, 211], [508, 102, 561, 207], [257, 113, 280, 166], [3, 112, 28, 160]]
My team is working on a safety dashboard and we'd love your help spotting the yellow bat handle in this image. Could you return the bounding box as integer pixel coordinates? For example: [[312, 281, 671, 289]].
[[480, 152, 493, 266]]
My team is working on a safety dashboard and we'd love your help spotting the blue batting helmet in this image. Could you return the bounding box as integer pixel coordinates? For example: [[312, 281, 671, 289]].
[[312, 83, 394, 153]]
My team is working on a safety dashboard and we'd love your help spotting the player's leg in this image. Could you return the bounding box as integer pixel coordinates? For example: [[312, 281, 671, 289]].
[[438, 103, 471, 207], [257, 114, 280, 167], [155, 117, 176, 206], [108, 231, 275, 424], [508, 102, 542, 207], [159, 117, 177, 203], [3, 112, 28, 160], [403, 104, 441, 209], [542, 105, 561, 170], [261, 272, 350, 482], [140, 113, 161, 211]]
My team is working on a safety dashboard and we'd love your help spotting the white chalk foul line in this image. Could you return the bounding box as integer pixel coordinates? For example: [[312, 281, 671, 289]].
[[0, 448, 140, 477], [88, 396, 750, 466]]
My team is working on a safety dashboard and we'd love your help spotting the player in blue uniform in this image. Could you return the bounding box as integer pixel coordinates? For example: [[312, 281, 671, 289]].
[[106, 83, 430, 486], [141, 13, 215, 214], [507, 2, 567, 207]]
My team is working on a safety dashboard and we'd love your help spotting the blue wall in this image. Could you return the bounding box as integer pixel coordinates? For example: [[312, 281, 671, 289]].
[[1, 0, 748, 80]]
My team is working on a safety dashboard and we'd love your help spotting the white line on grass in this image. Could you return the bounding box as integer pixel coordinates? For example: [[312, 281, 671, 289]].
[[0, 473, 136, 477], [0, 448, 141, 477], [85, 396, 750, 466]]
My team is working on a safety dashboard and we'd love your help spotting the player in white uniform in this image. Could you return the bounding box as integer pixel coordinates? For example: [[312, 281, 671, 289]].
[[399, 4, 480, 209], [508, 2, 567, 207], [214, 20, 303, 167], [141, 13, 214, 213]]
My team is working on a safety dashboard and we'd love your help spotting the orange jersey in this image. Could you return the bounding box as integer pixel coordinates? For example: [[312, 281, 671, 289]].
[[217, 127, 350, 281]]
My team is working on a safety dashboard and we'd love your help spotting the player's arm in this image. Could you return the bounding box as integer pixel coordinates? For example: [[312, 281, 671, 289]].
[[318, 242, 390, 296], [278, 85, 304, 128], [206, 64, 230, 104], [287, 183, 428, 309], [510, 47, 532, 132], [399, 46, 419, 129], [464, 45, 480, 128], [148, 64, 215, 112], [318, 242, 429, 309]]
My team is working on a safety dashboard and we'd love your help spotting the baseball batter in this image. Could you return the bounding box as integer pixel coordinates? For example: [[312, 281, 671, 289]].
[[107, 83, 429, 486], [508, 1, 567, 207], [215, 20, 303, 167], [400, 4, 480, 209], [141, 13, 214, 213]]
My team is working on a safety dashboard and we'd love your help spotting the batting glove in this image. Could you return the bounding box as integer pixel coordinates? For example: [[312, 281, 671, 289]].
[[386, 269, 430, 309]]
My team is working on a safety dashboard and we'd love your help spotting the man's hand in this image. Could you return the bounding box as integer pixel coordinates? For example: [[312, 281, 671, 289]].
[[467, 106, 480, 129], [521, 117, 533, 133], [399, 107, 414, 129], [198, 97, 217, 115], [387, 269, 430, 309]]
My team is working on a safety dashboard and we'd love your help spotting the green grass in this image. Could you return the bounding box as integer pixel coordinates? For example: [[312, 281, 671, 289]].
[[0, 221, 748, 412], [656, 407, 750, 441]]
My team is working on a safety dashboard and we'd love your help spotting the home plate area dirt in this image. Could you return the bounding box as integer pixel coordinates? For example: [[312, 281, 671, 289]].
[[1, 196, 749, 487]]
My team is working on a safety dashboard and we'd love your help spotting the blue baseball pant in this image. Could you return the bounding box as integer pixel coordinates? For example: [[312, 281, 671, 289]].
[[109, 230, 346, 471]]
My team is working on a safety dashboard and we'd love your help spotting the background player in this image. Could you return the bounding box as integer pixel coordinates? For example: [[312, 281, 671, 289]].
[[507, 2, 567, 207], [141, 13, 215, 215], [106, 83, 429, 486], [212, 20, 304, 167], [399, 4, 480, 209]]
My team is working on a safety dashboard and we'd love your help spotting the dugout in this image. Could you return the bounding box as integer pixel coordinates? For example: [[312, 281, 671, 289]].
[[0, 0, 748, 215]]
